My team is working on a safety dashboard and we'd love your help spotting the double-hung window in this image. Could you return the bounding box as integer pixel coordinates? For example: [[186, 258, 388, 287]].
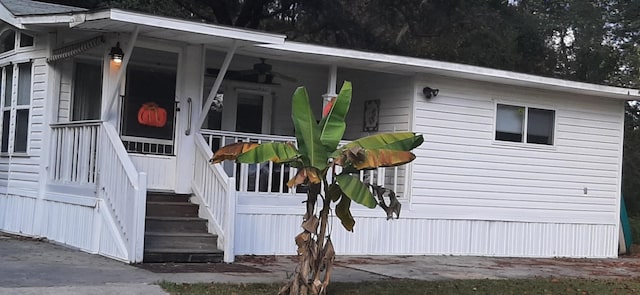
[[495, 103, 555, 145], [1, 62, 32, 154]]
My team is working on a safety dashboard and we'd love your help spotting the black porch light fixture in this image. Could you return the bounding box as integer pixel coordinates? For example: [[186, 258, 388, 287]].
[[423, 86, 439, 99], [109, 42, 124, 64]]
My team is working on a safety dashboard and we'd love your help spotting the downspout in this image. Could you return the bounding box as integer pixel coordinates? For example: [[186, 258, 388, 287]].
[[196, 40, 238, 129], [101, 26, 139, 121]]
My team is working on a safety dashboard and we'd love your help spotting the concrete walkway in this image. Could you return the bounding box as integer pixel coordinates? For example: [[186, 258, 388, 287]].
[[3, 232, 640, 294]]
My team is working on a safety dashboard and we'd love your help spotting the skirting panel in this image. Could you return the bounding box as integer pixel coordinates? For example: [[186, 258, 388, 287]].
[[234, 213, 618, 258], [40, 199, 95, 252], [0, 194, 37, 235]]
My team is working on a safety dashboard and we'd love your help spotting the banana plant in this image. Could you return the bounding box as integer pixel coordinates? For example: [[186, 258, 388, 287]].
[[211, 81, 423, 295]]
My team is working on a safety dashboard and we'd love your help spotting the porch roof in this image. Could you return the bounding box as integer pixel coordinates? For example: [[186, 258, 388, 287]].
[[5, 6, 285, 47], [251, 42, 640, 101]]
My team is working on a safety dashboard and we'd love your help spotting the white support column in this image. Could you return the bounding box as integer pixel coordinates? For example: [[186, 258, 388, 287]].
[[174, 44, 205, 193], [101, 27, 139, 121], [197, 40, 238, 129], [322, 64, 338, 108]]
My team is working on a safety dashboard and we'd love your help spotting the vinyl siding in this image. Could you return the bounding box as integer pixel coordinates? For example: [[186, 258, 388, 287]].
[[410, 75, 623, 226], [56, 59, 72, 122]]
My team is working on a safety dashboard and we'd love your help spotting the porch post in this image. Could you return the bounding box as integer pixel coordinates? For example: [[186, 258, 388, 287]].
[[322, 64, 338, 108], [197, 40, 238, 129], [101, 26, 139, 121]]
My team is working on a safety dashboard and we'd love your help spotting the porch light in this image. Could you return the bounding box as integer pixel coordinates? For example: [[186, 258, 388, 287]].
[[109, 42, 124, 64]]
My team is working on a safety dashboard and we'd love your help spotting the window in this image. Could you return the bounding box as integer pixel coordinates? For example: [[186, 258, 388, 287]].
[[0, 29, 34, 54], [495, 103, 555, 145], [72, 61, 102, 121], [0, 62, 32, 154], [0, 30, 15, 53]]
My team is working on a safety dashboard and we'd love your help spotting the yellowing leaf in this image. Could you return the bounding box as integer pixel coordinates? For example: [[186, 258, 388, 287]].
[[351, 149, 416, 170], [210, 142, 259, 164], [236, 142, 300, 164], [286, 167, 322, 188]]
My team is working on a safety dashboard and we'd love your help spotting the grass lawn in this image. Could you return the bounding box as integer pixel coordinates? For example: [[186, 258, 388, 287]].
[[160, 278, 640, 294]]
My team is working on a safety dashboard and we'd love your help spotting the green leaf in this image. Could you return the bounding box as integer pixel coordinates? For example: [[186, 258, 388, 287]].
[[327, 183, 342, 202], [319, 81, 352, 151], [342, 132, 424, 151], [292, 87, 328, 170], [336, 174, 376, 209], [335, 196, 355, 232], [236, 142, 301, 164]]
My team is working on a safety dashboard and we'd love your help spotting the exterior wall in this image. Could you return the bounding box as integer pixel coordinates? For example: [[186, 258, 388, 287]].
[[56, 59, 72, 122], [0, 31, 130, 262], [408, 74, 623, 257], [338, 69, 413, 139], [234, 195, 617, 257]]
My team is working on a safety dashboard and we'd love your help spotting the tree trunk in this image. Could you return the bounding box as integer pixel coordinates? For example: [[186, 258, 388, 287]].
[[279, 183, 335, 295]]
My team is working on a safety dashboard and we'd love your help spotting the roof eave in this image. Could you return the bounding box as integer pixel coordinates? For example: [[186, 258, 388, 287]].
[[79, 9, 285, 45], [261, 42, 640, 101]]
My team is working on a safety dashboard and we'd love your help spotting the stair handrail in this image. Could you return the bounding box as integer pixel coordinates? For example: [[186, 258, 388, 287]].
[[98, 122, 148, 263], [193, 133, 236, 262]]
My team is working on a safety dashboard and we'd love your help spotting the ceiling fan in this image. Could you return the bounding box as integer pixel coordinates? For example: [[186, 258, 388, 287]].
[[207, 58, 297, 84]]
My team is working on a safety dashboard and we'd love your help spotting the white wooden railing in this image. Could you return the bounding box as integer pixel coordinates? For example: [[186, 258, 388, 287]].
[[199, 129, 405, 195], [193, 134, 236, 263], [97, 122, 147, 263], [49, 120, 101, 185]]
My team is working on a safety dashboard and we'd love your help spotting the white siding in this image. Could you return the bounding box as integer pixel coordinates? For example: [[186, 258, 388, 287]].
[[56, 59, 73, 122], [0, 194, 37, 235], [234, 196, 617, 258], [338, 69, 413, 139], [410, 75, 623, 226]]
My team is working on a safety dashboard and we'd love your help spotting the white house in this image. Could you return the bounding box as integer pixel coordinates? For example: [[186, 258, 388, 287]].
[[0, 0, 638, 263]]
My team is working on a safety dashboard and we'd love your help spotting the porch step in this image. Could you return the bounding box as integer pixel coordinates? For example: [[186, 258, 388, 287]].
[[143, 248, 223, 263], [143, 192, 223, 263], [146, 193, 191, 203], [145, 232, 218, 250], [145, 217, 208, 233], [146, 202, 199, 217]]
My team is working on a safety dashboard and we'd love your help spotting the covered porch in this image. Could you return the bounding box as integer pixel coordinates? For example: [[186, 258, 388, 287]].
[[42, 10, 415, 263]]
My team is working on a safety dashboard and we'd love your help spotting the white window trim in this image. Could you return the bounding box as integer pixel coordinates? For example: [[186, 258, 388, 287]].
[[0, 62, 33, 156], [491, 99, 557, 150], [0, 28, 36, 60]]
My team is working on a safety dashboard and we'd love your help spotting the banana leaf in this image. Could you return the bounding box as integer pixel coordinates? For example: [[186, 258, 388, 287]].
[[291, 87, 328, 170], [319, 82, 351, 151]]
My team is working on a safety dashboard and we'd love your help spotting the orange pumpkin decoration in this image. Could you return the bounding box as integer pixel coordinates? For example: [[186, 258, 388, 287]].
[[137, 103, 167, 127]]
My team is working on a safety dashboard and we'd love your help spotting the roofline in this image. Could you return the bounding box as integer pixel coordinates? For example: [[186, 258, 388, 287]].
[[75, 9, 285, 45], [10, 8, 285, 45], [260, 42, 640, 101]]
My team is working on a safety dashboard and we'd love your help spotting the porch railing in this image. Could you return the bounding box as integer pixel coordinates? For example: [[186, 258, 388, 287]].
[[98, 122, 147, 263], [193, 134, 236, 263], [49, 120, 101, 185], [49, 121, 147, 263], [199, 129, 405, 196]]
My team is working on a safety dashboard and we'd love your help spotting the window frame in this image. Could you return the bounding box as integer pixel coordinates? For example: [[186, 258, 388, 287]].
[[0, 62, 33, 156], [0, 28, 35, 59], [492, 100, 557, 149]]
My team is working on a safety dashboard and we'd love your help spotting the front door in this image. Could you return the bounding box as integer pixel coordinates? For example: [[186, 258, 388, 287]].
[[120, 47, 179, 191]]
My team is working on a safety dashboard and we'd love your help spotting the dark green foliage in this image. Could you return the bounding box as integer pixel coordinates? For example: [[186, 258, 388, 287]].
[[624, 103, 640, 216]]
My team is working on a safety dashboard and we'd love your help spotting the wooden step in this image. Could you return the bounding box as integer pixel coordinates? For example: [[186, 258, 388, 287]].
[[145, 216, 208, 233], [146, 193, 191, 203], [144, 232, 218, 250], [143, 248, 223, 263], [146, 202, 199, 217]]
